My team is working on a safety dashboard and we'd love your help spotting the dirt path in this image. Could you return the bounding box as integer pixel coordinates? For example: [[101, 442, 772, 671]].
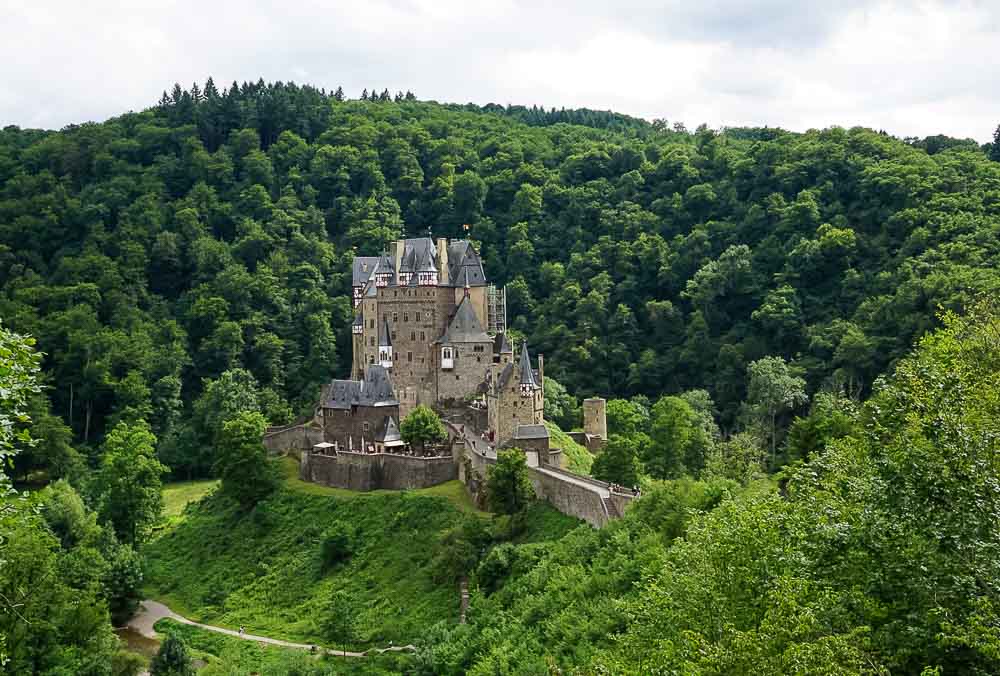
[[128, 599, 415, 658]]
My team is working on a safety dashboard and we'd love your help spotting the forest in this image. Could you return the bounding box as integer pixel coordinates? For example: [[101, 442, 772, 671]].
[[1, 80, 1000, 674]]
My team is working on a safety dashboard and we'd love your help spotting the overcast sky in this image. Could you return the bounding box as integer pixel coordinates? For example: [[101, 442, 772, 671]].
[[3, 0, 997, 142]]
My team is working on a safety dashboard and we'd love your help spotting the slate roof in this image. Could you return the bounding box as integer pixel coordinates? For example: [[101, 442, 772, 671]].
[[439, 295, 490, 344], [397, 238, 436, 273], [379, 317, 392, 347], [352, 313, 363, 328], [357, 365, 398, 406], [324, 380, 362, 410], [375, 416, 402, 443], [446, 240, 487, 287], [493, 332, 513, 354], [352, 256, 379, 287], [324, 365, 398, 409], [496, 362, 515, 390], [376, 251, 394, 274], [519, 341, 538, 388], [513, 424, 549, 440]]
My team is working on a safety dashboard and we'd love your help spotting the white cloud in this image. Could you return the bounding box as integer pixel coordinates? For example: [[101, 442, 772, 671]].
[[1, 0, 997, 141]]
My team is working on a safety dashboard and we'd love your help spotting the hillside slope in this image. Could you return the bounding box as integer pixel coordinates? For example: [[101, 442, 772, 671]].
[[145, 462, 581, 649]]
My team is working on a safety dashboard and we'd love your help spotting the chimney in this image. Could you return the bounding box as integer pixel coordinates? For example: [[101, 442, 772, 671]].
[[390, 240, 403, 286], [436, 237, 449, 286]]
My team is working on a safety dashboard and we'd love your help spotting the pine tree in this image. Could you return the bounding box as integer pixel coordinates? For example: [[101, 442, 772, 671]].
[[203, 76, 219, 100], [361, 88, 368, 101], [379, 88, 391, 102], [990, 124, 1000, 162], [334, 86, 345, 101], [404, 90, 416, 101]]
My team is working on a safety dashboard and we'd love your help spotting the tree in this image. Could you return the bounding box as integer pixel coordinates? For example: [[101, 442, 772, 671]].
[[150, 634, 194, 675], [214, 411, 276, 508], [592, 434, 644, 486], [606, 398, 649, 437], [486, 449, 535, 514], [647, 395, 714, 478], [543, 377, 579, 430], [321, 589, 358, 658], [746, 356, 809, 467], [95, 420, 167, 546], [399, 405, 446, 454], [784, 392, 857, 465]]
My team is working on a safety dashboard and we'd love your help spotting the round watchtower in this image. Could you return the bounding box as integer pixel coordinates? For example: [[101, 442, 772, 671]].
[[582, 398, 607, 440]]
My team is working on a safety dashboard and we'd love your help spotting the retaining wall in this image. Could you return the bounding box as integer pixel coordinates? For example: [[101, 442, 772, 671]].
[[528, 467, 609, 527], [445, 420, 635, 528], [300, 450, 457, 491], [263, 424, 324, 454]]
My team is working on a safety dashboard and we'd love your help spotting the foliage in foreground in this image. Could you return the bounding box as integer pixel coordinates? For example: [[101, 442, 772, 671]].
[[417, 305, 1000, 674], [154, 618, 412, 675]]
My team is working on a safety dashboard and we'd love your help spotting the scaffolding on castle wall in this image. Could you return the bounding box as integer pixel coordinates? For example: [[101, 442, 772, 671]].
[[487, 284, 507, 334]]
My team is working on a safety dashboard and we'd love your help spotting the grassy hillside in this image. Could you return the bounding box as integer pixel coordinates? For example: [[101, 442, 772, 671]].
[[145, 459, 580, 650], [154, 618, 412, 675], [546, 421, 593, 475]]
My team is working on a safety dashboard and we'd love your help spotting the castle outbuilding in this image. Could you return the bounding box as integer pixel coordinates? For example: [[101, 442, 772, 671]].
[[320, 364, 399, 453]]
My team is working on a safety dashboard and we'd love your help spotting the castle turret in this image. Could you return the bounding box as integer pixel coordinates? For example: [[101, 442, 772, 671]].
[[378, 317, 393, 369], [519, 341, 537, 397], [375, 251, 394, 287]]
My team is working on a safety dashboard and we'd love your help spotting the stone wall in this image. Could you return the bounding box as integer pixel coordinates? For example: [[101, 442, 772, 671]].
[[445, 420, 634, 528], [528, 466, 610, 528], [568, 431, 607, 454], [300, 450, 457, 491], [263, 424, 324, 454], [434, 341, 492, 401]]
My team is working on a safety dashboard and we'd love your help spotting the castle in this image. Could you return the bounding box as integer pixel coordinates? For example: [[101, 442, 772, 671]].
[[280, 235, 628, 526], [327, 236, 547, 453]]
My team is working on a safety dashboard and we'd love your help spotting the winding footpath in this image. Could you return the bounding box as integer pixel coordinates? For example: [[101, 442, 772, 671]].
[[128, 599, 416, 658]]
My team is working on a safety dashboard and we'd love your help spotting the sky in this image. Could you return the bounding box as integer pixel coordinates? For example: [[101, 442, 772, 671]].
[[3, 0, 998, 142]]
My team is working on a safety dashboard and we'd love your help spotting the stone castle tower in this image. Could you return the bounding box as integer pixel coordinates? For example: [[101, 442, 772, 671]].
[[350, 237, 506, 416]]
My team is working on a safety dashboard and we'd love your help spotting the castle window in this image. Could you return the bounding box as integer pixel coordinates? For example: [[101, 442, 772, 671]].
[[456, 375, 460, 380], [421, 331, 426, 341], [411, 331, 416, 340], [403, 312, 408, 322], [473, 345, 484, 353], [369, 356, 374, 363], [441, 346, 454, 370], [393, 312, 398, 323], [392, 332, 397, 340], [415, 312, 421, 322], [408, 351, 413, 362], [369, 319, 375, 329], [370, 337, 375, 346], [363, 422, 370, 433]]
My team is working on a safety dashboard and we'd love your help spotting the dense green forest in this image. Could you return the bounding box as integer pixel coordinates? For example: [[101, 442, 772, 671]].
[[3, 81, 1000, 674], [3, 79, 999, 475]]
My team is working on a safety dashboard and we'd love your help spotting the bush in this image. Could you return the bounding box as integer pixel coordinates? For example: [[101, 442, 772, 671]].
[[320, 523, 354, 571], [476, 542, 518, 594]]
